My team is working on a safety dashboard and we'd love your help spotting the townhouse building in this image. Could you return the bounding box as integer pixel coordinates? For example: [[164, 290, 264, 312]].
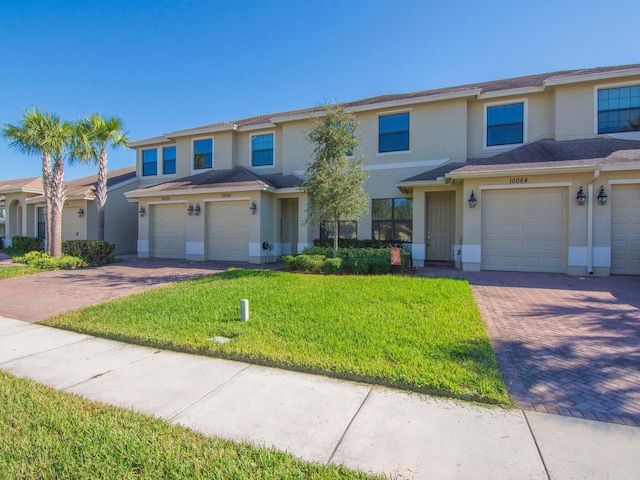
[[126, 64, 640, 275]]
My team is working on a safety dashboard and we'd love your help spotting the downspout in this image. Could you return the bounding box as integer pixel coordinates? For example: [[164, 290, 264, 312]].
[[586, 170, 600, 275]]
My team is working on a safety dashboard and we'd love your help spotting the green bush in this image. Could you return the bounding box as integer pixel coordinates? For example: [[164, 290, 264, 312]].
[[313, 238, 406, 249], [10, 236, 43, 254], [322, 257, 343, 273], [0, 236, 4, 249], [62, 240, 116, 266], [12, 251, 86, 270], [303, 246, 411, 270]]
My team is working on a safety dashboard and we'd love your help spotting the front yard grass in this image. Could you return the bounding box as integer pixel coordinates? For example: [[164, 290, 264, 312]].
[[0, 371, 379, 479], [42, 269, 509, 405]]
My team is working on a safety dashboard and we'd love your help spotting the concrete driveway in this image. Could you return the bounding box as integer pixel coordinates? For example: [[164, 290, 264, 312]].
[[465, 271, 640, 427], [0, 254, 248, 323]]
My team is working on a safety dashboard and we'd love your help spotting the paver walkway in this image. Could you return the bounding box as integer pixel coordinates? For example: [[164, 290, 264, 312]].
[[419, 266, 640, 426], [0, 254, 254, 322]]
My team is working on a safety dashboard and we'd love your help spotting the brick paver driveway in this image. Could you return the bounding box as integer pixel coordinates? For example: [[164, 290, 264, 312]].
[[465, 271, 640, 426], [0, 254, 250, 323]]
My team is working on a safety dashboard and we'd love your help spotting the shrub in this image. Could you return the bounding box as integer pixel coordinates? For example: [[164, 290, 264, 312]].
[[313, 238, 406, 249], [0, 236, 4, 249], [322, 257, 343, 273], [12, 251, 86, 270], [346, 257, 371, 275], [62, 240, 116, 266], [10, 236, 43, 254]]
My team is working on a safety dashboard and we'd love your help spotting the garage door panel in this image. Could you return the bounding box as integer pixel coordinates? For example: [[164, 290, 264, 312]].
[[206, 201, 249, 262], [151, 205, 186, 259], [481, 188, 567, 273], [611, 185, 640, 275]]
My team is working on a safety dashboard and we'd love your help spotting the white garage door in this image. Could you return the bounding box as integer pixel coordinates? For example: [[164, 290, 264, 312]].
[[206, 201, 249, 261], [150, 204, 186, 259], [611, 185, 640, 275], [481, 188, 567, 273]]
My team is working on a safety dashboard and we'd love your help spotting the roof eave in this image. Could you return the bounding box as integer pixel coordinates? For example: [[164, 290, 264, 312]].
[[125, 183, 272, 199], [447, 164, 604, 179], [543, 67, 640, 87]]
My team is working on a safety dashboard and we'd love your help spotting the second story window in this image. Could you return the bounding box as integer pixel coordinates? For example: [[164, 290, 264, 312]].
[[142, 149, 157, 176], [598, 85, 640, 134], [379, 112, 409, 153], [252, 133, 274, 167], [163, 146, 176, 175], [194, 138, 213, 170], [486, 102, 524, 146]]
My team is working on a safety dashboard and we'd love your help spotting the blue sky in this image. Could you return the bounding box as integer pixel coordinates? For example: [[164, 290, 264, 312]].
[[1, 0, 638, 180]]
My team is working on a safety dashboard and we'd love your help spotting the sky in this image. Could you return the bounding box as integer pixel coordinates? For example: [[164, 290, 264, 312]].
[[1, 0, 638, 181]]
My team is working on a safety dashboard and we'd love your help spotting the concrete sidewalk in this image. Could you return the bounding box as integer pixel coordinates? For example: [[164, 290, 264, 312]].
[[1, 316, 639, 479]]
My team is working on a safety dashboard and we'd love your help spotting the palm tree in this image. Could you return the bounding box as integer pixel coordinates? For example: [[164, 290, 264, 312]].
[[2, 109, 72, 256], [75, 114, 129, 240]]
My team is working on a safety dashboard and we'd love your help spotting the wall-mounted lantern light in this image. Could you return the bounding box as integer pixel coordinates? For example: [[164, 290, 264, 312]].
[[187, 204, 194, 215], [194, 203, 201, 215], [468, 191, 477, 208], [597, 185, 608, 206], [250, 201, 257, 214], [139, 206, 146, 217], [77, 207, 84, 217], [576, 186, 586, 206]]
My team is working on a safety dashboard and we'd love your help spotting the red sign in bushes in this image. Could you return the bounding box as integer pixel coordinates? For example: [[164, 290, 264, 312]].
[[390, 247, 402, 266]]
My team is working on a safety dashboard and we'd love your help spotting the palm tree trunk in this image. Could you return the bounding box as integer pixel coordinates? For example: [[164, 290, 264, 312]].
[[41, 153, 52, 255], [96, 147, 108, 241], [333, 218, 339, 258], [50, 157, 66, 257]]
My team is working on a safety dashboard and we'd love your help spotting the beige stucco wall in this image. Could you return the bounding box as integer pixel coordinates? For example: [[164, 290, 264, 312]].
[[467, 92, 555, 159], [455, 168, 640, 275]]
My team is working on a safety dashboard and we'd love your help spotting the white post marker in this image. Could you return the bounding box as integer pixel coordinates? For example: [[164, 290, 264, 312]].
[[240, 299, 249, 321]]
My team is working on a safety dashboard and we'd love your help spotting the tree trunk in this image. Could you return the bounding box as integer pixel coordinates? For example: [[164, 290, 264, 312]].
[[96, 146, 108, 241], [333, 218, 339, 258], [41, 153, 52, 255], [49, 157, 66, 257]]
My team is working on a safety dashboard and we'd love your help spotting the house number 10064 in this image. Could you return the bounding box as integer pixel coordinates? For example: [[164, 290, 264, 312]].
[[509, 177, 528, 184]]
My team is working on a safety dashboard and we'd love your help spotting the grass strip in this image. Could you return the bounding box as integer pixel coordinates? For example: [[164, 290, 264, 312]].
[[0, 266, 37, 279], [0, 371, 381, 479]]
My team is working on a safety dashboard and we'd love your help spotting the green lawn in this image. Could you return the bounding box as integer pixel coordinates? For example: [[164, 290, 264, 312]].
[[42, 269, 509, 405], [0, 265, 36, 279], [0, 371, 379, 479]]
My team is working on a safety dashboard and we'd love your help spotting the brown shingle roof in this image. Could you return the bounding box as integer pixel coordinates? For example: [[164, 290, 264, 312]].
[[450, 138, 640, 174], [128, 166, 303, 196], [136, 64, 640, 143], [63, 166, 137, 198], [0, 176, 43, 193]]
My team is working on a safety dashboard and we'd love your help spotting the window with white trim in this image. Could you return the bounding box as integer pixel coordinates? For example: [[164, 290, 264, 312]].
[[142, 149, 157, 176], [597, 85, 640, 134], [163, 146, 176, 175], [251, 133, 274, 167], [486, 102, 524, 146], [194, 138, 213, 170], [379, 112, 409, 153]]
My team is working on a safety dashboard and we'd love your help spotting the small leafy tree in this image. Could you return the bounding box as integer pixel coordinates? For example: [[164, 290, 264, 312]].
[[303, 104, 369, 257]]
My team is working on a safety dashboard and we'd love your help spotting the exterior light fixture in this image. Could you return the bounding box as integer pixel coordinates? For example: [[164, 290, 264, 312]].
[[194, 204, 201, 215], [576, 186, 586, 206], [250, 201, 257, 214], [597, 185, 608, 206], [187, 204, 194, 215], [77, 207, 84, 217], [468, 191, 477, 208], [139, 206, 146, 217]]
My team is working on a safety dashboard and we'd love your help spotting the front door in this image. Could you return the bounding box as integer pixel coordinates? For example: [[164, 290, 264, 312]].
[[426, 192, 453, 261]]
